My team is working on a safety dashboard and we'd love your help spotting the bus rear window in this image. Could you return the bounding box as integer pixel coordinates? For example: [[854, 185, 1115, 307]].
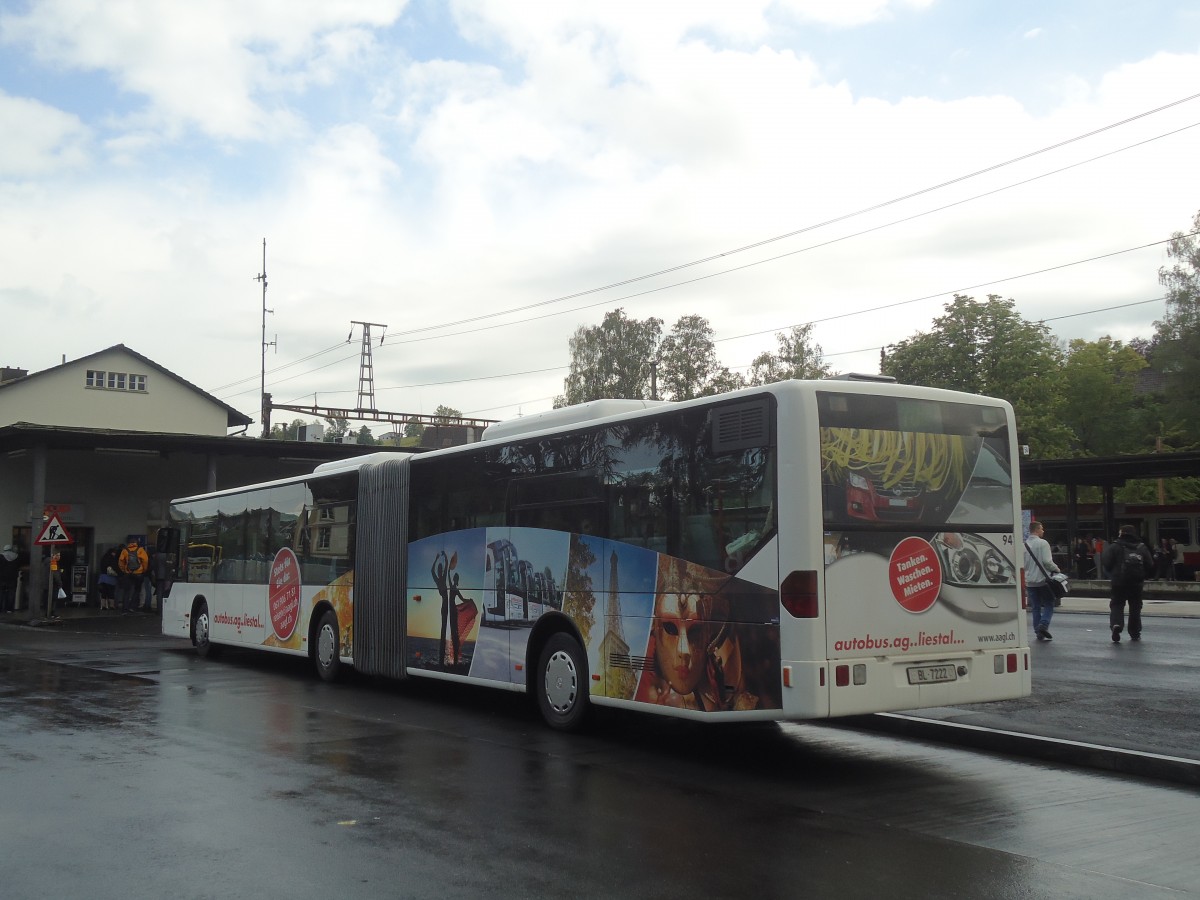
[[817, 391, 1013, 530]]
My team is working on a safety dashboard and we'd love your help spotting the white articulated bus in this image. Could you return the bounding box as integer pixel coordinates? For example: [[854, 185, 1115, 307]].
[[161, 378, 1030, 730]]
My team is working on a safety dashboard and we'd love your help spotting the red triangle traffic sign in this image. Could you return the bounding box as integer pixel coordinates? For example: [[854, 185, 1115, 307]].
[[35, 515, 73, 545]]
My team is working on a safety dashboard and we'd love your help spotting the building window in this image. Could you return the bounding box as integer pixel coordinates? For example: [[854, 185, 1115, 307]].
[[86, 370, 147, 392]]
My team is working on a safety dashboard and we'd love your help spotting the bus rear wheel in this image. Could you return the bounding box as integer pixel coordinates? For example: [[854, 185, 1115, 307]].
[[314, 610, 342, 683], [536, 632, 589, 732], [192, 600, 217, 658]]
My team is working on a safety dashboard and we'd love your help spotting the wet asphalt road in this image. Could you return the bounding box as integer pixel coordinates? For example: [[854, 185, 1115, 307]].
[[1, 622, 1198, 899], [843, 611, 1200, 780]]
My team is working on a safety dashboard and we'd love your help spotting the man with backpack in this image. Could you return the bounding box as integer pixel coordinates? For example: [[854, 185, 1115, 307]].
[[118, 539, 149, 615], [1101, 525, 1154, 643]]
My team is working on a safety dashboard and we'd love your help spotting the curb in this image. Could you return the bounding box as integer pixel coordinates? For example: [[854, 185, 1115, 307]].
[[833, 713, 1200, 787]]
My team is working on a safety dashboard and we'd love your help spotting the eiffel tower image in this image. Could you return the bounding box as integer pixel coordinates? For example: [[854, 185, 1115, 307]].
[[599, 550, 638, 698]]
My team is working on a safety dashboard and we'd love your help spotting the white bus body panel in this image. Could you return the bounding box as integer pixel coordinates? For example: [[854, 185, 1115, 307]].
[[773, 380, 1030, 718]]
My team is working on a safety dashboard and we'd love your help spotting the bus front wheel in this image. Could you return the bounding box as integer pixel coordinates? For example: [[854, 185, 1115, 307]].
[[192, 601, 217, 658], [536, 632, 589, 732], [314, 610, 342, 683]]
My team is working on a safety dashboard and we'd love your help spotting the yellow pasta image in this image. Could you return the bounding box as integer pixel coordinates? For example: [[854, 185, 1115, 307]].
[[820, 427, 974, 525], [821, 427, 968, 494]]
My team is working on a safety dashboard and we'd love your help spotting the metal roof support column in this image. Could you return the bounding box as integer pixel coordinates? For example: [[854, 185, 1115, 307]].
[[1103, 486, 1116, 544], [1065, 483, 1078, 553], [28, 443, 46, 617]]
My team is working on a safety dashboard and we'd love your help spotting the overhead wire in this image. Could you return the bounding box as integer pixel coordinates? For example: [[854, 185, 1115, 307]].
[[208, 338, 353, 393], [210, 98, 1200, 398], [213, 102, 1200, 409], [219, 224, 1195, 408], [247, 286, 1173, 421], [715, 230, 1198, 345], [381, 91, 1200, 338], [382, 122, 1200, 348]]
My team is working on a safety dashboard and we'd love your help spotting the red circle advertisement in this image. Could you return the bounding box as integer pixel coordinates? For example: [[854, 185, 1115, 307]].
[[269, 547, 302, 641], [888, 537, 942, 613]]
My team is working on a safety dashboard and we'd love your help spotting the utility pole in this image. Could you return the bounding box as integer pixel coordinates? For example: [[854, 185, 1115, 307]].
[[258, 315, 498, 448], [255, 239, 275, 437], [350, 320, 386, 413]]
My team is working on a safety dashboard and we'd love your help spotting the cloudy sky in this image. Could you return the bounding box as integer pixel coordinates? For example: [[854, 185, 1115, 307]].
[[3, 0, 1199, 434]]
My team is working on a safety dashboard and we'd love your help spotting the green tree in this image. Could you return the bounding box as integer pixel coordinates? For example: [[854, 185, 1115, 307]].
[[1154, 209, 1200, 442], [706, 366, 748, 396], [268, 418, 307, 440], [747, 323, 831, 385], [882, 294, 1070, 457], [1058, 337, 1147, 456], [657, 314, 745, 400], [556, 308, 662, 407], [354, 425, 376, 446], [323, 416, 350, 443], [403, 406, 463, 443]]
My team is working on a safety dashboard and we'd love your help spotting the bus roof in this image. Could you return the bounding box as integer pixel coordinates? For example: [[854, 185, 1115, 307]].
[[481, 399, 669, 442], [171, 450, 413, 505], [477, 379, 1010, 446]]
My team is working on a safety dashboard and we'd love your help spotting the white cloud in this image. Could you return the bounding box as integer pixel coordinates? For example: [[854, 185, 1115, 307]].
[[1, 2, 1198, 423], [0, 0, 411, 140], [0, 91, 89, 175], [775, 0, 936, 28]]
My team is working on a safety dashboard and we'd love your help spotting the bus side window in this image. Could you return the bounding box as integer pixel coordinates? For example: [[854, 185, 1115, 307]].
[[298, 502, 354, 583], [509, 471, 604, 537]]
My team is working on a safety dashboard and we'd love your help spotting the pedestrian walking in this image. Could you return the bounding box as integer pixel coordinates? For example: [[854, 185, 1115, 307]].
[[43, 550, 64, 616], [1073, 538, 1093, 579], [150, 546, 172, 614], [1153, 539, 1173, 580], [0, 544, 19, 614], [1101, 524, 1154, 643], [1024, 521, 1062, 641], [141, 544, 156, 610], [98, 544, 120, 610]]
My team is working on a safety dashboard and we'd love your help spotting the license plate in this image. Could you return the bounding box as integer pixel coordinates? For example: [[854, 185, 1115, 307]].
[[907, 664, 957, 685], [889, 498, 910, 507]]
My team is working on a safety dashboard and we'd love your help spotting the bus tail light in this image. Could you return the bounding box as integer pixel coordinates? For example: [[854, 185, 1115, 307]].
[[832, 664, 866, 686], [781, 570, 819, 618]]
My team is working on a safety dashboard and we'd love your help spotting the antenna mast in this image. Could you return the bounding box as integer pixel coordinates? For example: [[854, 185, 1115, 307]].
[[255, 239, 275, 437]]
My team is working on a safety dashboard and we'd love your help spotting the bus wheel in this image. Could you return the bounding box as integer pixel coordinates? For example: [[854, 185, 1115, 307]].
[[192, 601, 217, 658], [314, 610, 342, 683], [536, 632, 589, 731]]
